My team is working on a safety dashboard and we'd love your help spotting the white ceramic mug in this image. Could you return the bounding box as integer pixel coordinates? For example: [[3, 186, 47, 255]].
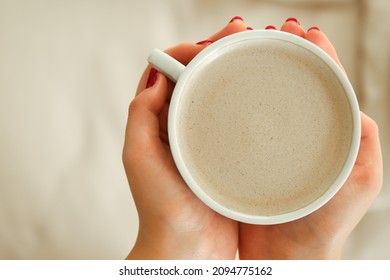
[[147, 30, 361, 224]]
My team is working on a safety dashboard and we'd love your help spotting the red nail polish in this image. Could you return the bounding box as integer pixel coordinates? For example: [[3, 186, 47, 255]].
[[265, 25, 277, 30], [196, 39, 213, 45], [246, 27, 254, 30], [146, 67, 158, 88], [285, 17, 300, 25], [307, 26, 320, 32], [229, 16, 244, 23]]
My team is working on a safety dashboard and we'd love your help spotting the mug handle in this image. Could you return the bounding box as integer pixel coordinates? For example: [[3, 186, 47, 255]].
[[147, 49, 185, 83]]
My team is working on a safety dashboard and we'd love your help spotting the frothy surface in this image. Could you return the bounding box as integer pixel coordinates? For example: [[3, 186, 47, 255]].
[[177, 39, 353, 216]]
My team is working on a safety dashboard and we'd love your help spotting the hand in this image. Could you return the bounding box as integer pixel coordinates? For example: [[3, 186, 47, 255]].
[[239, 19, 383, 259], [123, 17, 250, 259]]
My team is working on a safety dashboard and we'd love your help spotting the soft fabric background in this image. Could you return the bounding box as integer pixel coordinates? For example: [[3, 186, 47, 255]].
[[0, 0, 389, 259]]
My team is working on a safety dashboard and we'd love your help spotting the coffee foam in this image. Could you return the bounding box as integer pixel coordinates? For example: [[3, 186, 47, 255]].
[[177, 39, 353, 216]]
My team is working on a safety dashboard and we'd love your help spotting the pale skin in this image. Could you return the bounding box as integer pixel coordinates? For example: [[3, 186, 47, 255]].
[[122, 17, 383, 259]]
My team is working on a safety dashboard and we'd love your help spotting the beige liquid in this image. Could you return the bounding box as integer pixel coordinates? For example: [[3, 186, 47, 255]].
[[177, 39, 353, 216]]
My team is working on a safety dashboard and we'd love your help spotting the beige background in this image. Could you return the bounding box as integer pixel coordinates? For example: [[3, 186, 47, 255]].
[[0, 0, 389, 259]]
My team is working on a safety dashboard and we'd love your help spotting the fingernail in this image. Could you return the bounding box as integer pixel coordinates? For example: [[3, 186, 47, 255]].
[[229, 16, 244, 23], [146, 67, 158, 88], [285, 17, 300, 25], [196, 39, 213, 45], [307, 26, 320, 32], [246, 26, 254, 30], [265, 25, 277, 30]]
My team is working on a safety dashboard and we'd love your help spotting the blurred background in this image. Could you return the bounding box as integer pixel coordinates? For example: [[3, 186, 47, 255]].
[[0, 0, 389, 259]]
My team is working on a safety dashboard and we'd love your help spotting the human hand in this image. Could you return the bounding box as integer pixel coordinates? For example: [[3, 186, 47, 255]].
[[238, 19, 383, 259], [123, 17, 251, 259]]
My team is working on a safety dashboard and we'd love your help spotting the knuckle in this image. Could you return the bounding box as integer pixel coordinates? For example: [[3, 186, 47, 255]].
[[353, 166, 383, 196], [128, 95, 144, 114], [363, 114, 380, 137], [366, 115, 379, 133]]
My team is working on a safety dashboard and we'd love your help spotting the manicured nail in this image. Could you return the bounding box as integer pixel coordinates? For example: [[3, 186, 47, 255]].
[[285, 17, 300, 25], [265, 25, 277, 30], [246, 26, 254, 30], [146, 67, 158, 88], [307, 26, 320, 32], [196, 39, 213, 45], [229, 16, 244, 23]]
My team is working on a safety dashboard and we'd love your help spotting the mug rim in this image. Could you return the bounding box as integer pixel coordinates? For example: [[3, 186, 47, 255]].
[[168, 30, 361, 224]]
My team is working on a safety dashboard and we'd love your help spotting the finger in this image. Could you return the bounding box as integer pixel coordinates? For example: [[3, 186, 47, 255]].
[[159, 101, 169, 144], [264, 25, 277, 30], [165, 42, 206, 65], [163, 17, 247, 88], [355, 112, 382, 167], [138, 17, 248, 95], [165, 16, 246, 66], [164, 16, 247, 66], [164, 17, 247, 67], [207, 16, 247, 42], [305, 27, 344, 71], [280, 18, 305, 38], [124, 72, 169, 158], [348, 112, 383, 196], [136, 42, 202, 95]]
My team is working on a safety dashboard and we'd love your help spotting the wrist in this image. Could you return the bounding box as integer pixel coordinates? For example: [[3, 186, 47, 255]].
[[271, 243, 343, 260], [127, 222, 232, 260], [126, 226, 192, 259], [239, 239, 344, 260]]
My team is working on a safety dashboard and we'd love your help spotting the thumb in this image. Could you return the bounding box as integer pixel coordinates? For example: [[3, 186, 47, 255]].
[[305, 28, 344, 73], [123, 70, 169, 160]]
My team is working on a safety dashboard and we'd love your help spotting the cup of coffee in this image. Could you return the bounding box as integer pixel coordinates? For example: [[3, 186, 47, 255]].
[[147, 30, 360, 224]]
